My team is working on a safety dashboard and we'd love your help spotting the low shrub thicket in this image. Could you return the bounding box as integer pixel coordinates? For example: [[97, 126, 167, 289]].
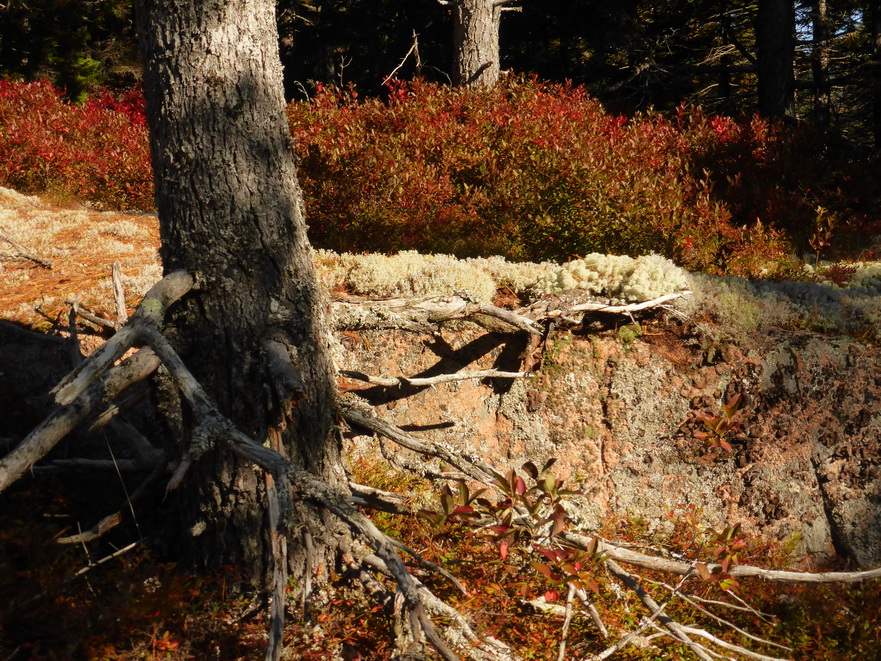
[[1, 77, 878, 275], [0, 79, 152, 211], [288, 78, 792, 273]]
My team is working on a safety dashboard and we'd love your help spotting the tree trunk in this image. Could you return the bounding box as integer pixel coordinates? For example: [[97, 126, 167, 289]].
[[133, 0, 345, 584], [810, 0, 832, 126], [756, 0, 795, 117], [453, 0, 502, 87], [871, 2, 881, 148]]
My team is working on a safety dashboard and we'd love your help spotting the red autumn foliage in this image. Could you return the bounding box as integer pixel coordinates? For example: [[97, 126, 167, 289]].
[[1, 76, 878, 275], [0, 79, 153, 211]]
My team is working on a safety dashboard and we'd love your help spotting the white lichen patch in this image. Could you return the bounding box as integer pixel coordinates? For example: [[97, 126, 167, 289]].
[[541, 253, 691, 302], [850, 263, 881, 293], [315, 250, 552, 303]]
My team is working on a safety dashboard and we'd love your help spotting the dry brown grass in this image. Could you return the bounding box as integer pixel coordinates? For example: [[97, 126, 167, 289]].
[[0, 187, 162, 331]]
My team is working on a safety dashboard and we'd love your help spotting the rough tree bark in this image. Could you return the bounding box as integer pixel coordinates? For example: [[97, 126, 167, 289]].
[[756, 0, 795, 117], [133, 0, 346, 582], [451, 0, 503, 87]]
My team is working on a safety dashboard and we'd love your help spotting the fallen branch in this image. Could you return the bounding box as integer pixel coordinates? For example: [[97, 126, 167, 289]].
[[51, 270, 193, 406], [0, 227, 52, 269], [520, 291, 691, 324], [340, 396, 499, 485], [0, 347, 161, 492], [564, 532, 881, 585], [340, 368, 528, 387], [333, 295, 543, 335]]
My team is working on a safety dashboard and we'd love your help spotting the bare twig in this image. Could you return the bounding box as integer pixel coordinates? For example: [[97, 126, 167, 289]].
[[604, 559, 713, 661], [11, 540, 142, 612], [564, 532, 881, 586], [0, 226, 52, 268], [383, 30, 421, 85]]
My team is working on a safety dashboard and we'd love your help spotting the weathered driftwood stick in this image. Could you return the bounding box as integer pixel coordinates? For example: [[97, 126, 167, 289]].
[[0, 347, 161, 493], [340, 368, 528, 388], [339, 399, 499, 485], [520, 290, 691, 322], [332, 290, 689, 337], [0, 227, 53, 269], [564, 532, 881, 585], [111, 260, 128, 328], [333, 295, 543, 335], [52, 270, 193, 406]]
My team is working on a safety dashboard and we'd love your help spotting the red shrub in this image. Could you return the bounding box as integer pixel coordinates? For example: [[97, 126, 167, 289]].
[[679, 106, 881, 260], [289, 78, 791, 273], [0, 79, 153, 211], [2, 76, 877, 275]]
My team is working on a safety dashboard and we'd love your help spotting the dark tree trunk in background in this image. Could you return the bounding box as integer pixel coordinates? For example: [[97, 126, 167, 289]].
[[871, 2, 881, 148], [134, 0, 345, 584], [810, 0, 832, 125], [756, 0, 795, 117], [452, 0, 502, 87]]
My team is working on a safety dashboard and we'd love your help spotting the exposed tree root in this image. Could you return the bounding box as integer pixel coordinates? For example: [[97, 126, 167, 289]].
[[2, 270, 880, 661]]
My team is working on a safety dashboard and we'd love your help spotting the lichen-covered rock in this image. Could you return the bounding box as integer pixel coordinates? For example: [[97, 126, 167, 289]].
[[339, 269, 881, 567]]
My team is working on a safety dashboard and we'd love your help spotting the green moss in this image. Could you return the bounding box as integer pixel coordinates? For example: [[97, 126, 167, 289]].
[[617, 323, 643, 345]]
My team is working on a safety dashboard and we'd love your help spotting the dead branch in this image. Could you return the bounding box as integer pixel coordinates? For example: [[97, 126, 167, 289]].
[[650, 621, 786, 661], [564, 532, 881, 585], [10, 539, 143, 612], [520, 291, 691, 323], [51, 270, 193, 406], [557, 583, 576, 661], [332, 295, 543, 335], [0, 226, 52, 268], [69, 304, 117, 330], [604, 559, 714, 661], [111, 260, 128, 328], [383, 30, 421, 85], [0, 347, 161, 492], [339, 396, 499, 485], [649, 581, 792, 653], [57, 512, 123, 544], [348, 481, 415, 514], [340, 368, 528, 387]]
